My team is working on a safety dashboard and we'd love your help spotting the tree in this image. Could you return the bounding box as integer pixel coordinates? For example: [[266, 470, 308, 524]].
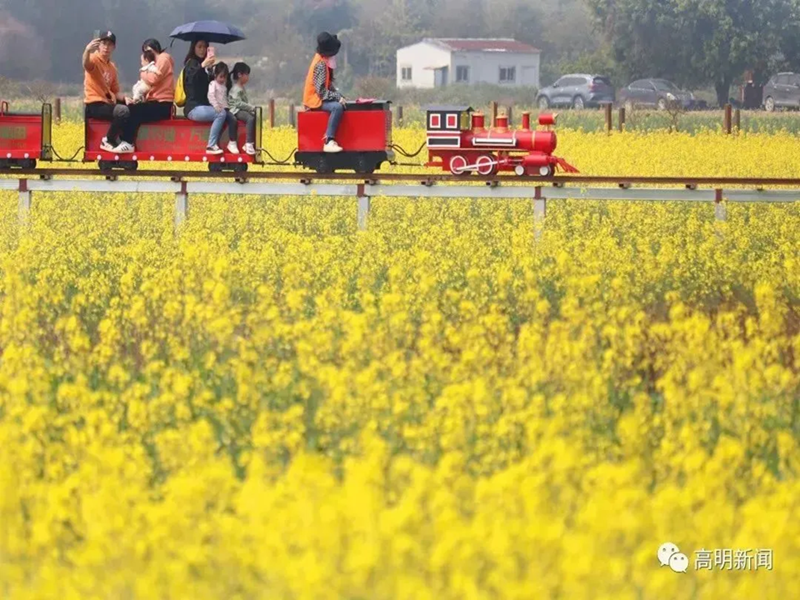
[[585, 0, 800, 106]]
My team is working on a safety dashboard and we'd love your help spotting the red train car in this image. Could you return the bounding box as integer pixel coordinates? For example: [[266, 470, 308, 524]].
[[0, 101, 53, 169], [424, 105, 577, 177], [295, 101, 393, 173], [84, 107, 264, 172]]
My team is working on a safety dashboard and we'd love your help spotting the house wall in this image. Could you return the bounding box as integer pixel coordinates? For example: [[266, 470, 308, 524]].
[[449, 51, 541, 88], [396, 42, 452, 89]]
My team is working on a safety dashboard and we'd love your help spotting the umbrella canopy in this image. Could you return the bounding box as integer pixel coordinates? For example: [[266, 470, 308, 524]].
[[169, 20, 246, 44]]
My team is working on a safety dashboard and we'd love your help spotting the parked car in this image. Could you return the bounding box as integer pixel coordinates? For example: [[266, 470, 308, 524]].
[[762, 73, 800, 111], [536, 74, 615, 109], [618, 79, 695, 110]]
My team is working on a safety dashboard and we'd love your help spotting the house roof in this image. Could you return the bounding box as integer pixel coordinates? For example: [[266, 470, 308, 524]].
[[426, 38, 540, 54]]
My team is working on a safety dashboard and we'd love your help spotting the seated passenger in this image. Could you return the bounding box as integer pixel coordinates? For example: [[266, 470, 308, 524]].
[[229, 62, 257, 155], [181, 39, 238, 154], [303, 32, 346, 153], [82, 31, 130, 153], [121, 38, 175, 147], [206, 62, 238, 154]]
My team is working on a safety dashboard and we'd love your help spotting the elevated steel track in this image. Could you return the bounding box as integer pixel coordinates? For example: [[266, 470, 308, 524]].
[[3, 169, 800, 235]]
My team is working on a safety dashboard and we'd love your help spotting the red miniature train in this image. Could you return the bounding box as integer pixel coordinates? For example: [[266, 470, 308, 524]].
[[424, 105, 577, 177], [0, 101, 53, 169], [0, 100, 577, 176]]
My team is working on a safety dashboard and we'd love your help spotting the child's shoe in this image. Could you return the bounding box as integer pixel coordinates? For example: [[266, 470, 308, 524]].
[[226, 141, 240, 154], [206, 145, 224, 155], [243, 143, 257, 155]]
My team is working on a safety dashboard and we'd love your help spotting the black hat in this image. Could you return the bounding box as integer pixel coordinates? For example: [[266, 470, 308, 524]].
[[99, 30, 116, 45], [316, 32, 341, 57]]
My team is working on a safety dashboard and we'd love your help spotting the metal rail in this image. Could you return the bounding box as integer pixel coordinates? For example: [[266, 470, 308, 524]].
[[5, 168, 800, 187]]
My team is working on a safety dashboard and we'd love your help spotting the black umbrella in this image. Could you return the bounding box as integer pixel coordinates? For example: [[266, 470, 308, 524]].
[[169, 20, 246, 44]]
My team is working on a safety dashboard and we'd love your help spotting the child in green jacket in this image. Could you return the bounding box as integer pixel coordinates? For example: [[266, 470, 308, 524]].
[[229, 62, 257, 155]]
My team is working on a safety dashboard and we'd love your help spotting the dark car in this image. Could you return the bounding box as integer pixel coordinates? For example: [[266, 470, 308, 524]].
[[762, 73, 800, 111], [618, 79, 695, 110], [536, 74, 615, 110]]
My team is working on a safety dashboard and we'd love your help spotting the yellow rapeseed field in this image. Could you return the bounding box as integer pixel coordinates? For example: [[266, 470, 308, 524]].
[[1, 122, 800, 599]]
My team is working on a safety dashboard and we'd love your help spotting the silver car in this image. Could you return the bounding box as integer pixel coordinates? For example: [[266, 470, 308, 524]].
[[536, 74, 615, 109]]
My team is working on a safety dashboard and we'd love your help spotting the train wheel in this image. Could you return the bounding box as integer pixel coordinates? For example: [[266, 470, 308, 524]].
[[449, 155, 468, 176], [537, 165, 554, 177], [208, 163, 224, 173], [475, 155, 497, 176], [98, 160, 115, 172], [514, 165, 526, 176], [316, 157, 333, 174]]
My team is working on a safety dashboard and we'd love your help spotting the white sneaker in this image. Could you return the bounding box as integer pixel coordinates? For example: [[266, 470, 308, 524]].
[[206, 145, 224, 155], [101, 137, 116, 152], [243, 143, 257, 155], [323, 140, 343, 153], [113, 141, 135, 154], [226, 141, 240, 154]]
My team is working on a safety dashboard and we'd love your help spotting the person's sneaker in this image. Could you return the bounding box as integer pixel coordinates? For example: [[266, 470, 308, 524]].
[[243, 143, 257, 155], [226, 141, 240, 154], [100, 137, 115, 152], [323, 139, 343, 153], [206, 145, 224, 155], [113, 141, 135, 154]]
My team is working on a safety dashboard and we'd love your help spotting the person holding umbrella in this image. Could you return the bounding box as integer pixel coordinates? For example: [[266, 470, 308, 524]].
[[181, 38, 238, 154], [303, 32, 346, 153], [171, 22, 246, 154]]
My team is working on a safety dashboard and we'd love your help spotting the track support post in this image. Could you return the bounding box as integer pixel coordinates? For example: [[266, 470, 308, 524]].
[[714, 189, 727, 222], [533, 188, 546, 241], [357, 184, 370, 231], [174, 181, 188, 231], [18, 179, 31, 227]]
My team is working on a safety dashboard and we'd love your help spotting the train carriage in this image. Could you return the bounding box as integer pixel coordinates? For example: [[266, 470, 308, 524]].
[[295, 101, 394, 174], [0, 101, 53, 170], [85, 106, 264, 172]]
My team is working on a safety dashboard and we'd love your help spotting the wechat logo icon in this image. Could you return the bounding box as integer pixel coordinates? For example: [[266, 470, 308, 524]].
[[658, 542, 689, 573]]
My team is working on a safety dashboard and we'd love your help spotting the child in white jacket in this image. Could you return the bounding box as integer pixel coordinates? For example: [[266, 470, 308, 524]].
[[132, 49, 159, 103], [204, 62, 239, 154]]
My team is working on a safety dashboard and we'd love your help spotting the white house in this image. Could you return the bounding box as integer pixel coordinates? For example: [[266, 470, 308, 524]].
[[396, 38, 541, 89]]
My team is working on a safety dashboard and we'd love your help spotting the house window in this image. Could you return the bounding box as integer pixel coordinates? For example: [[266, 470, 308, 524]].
[[401, 66, 412, 81], [499, 67, 516, 83], [456, 66, 469, 83]]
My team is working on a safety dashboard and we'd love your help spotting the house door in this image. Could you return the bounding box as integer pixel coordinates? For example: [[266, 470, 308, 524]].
[[434, 67, 449, 87], [522, 66, 538, 87]]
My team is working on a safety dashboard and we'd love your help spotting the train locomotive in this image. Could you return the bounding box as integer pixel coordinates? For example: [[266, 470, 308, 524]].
[[1, 99, 577, 176], [424, 105, 577, 177]]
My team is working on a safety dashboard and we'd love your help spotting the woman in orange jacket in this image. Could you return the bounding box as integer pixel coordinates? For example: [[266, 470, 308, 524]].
[[303, 32, 346, 153]]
